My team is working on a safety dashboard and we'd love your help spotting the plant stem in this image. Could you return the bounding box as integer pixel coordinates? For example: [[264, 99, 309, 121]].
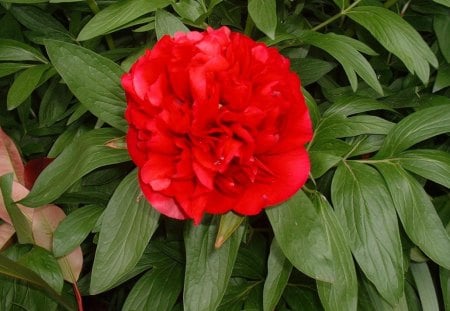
[[85, 0, 115, 49], [311, 0, 362, 32]]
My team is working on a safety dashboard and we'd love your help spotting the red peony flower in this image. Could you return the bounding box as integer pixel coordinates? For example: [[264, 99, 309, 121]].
[[122, 26, 313, 224]]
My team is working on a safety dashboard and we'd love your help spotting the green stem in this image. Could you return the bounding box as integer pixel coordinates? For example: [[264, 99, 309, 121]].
[[311, 0, 362, 32], [244, 15, 255, 37], [85, 0, 115, 49]]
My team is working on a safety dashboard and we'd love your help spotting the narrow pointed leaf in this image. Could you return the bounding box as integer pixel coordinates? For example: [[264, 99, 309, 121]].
[[411, 263, 440, 311], [376, 105, 450, 158], [0, 39, 48, 63], [314, 194, 358, 311], [266, 190, 334, 282], [45, 40, 127, 131], [332, 162, 403, 304], [53, 205, 103, 257], [155, 9, 189, 39], [347, 6, 437, 84], [90, 170, 160, 294], [398, 149, 450, 188], [20, 128, 129, 207], [0, 174, 34, 244], [77, 0, 170, 40], [184, 217, 244, 311], [215, 212, 245, 249], [376, 163, 450, 269], [122, 262, 183, 311], [248, 0, 277, 39], [263, 239, 293, 311]]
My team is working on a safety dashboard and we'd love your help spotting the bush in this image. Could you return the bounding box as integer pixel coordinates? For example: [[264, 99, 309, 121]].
[[0, 0, 449, 310]]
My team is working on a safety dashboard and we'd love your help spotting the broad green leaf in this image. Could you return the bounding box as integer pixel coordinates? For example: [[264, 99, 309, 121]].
[[0, 253, 73, 310], [7, 64, 50, 110], [433, 63, 450, 93], [324, 95, 393, 117], [77, 0, 171, 40], [434, 14, 450, 62], [45, 40, 127, 131], [90, 170, 160, 294], [347, 6, 438, 84], [20, 128, 129, 207], [53, 205, 103, 257], [291, 57, 336, 86], [18, 246, 64, 294], [376, 105, 450, 158], [301, 31, 383, 95], [315, 194, 358, 311], [184, 217, 244, 311], [0, 39, 47, 63], [155, 9, 189, 40], [0, 62, 33, 78], [332, 162, 403, 304], [38, 80, 72, 127], [248, 0, 277, 39], [398, 149, 450, 188], [266, 190, 334, 282], [0, 174, 34, 244], [376, 163, 450, 269], [310, 151, 342, 179], [0, 0, 48, 2], [411, 263, 440, 311], [122, 263, 183, 311], [358, 275, 408, 311], [263, 239, 293, 311]]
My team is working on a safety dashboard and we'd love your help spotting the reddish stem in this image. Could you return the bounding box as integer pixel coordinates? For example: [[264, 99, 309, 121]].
[[73, 282, 84, 311]]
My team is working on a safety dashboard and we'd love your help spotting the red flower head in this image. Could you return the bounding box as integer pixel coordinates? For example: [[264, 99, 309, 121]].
[[122, 26, 313, 224]]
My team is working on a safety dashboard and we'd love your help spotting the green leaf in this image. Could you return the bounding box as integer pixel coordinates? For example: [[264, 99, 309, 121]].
[[20, 128, 129, 207], [248, 0, 277, 39], [45, 40, 127, 131], [440, 267, 450, 311], [18, 246, 64, 294], [184, 217, 244, 311], [122, 263, 183, 311], [0, 253, 73, 310], [411, 263, 440, 311], [172, 0, 206, 23], [90, 170, 160, 294], [215, 212, 245, 248], [77, 0, 171, 40], [433, 62, 450, 93], [433, 0, 450, 7], [434, 14, 450, 62], [291, 57, 336, 86], [314, 194, 358, 311], [324, 95, 393, 117], [301, 31, 383, 95], [347, 6, 438, 84], [0, 62, 33, 78], [376, 163, 450, 269], [155, 9, 189, 40], [331, 162, 403, 304], [376, 105, 450, 158], [398, 149, 450, 188], [38, 79, 72, 127], [266, 190, 334, 283], [283, 286, 322, 311], [0, 173, 34, 244], [0, 39, 48, 63], [53, 205, 103, 257], [310, 151, 342, 179], [263, 239, 293, 311], [7, 64, 50, 110]]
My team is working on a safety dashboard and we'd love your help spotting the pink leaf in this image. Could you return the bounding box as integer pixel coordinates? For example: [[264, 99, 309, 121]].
[[0, 181, 34, 226], [0, 223, 15, 250], [32, 204, 83, 283], [0, 128, 25, 184]]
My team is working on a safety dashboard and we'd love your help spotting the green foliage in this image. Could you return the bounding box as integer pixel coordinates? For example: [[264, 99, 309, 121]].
[[0, 0, 449, 310]]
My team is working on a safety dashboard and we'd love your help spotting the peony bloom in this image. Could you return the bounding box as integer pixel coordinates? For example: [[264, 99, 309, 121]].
[[122, 26, 312, 224]]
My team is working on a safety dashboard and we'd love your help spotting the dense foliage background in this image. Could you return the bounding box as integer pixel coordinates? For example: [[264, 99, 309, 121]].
[[0, 0, 449, 310]]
